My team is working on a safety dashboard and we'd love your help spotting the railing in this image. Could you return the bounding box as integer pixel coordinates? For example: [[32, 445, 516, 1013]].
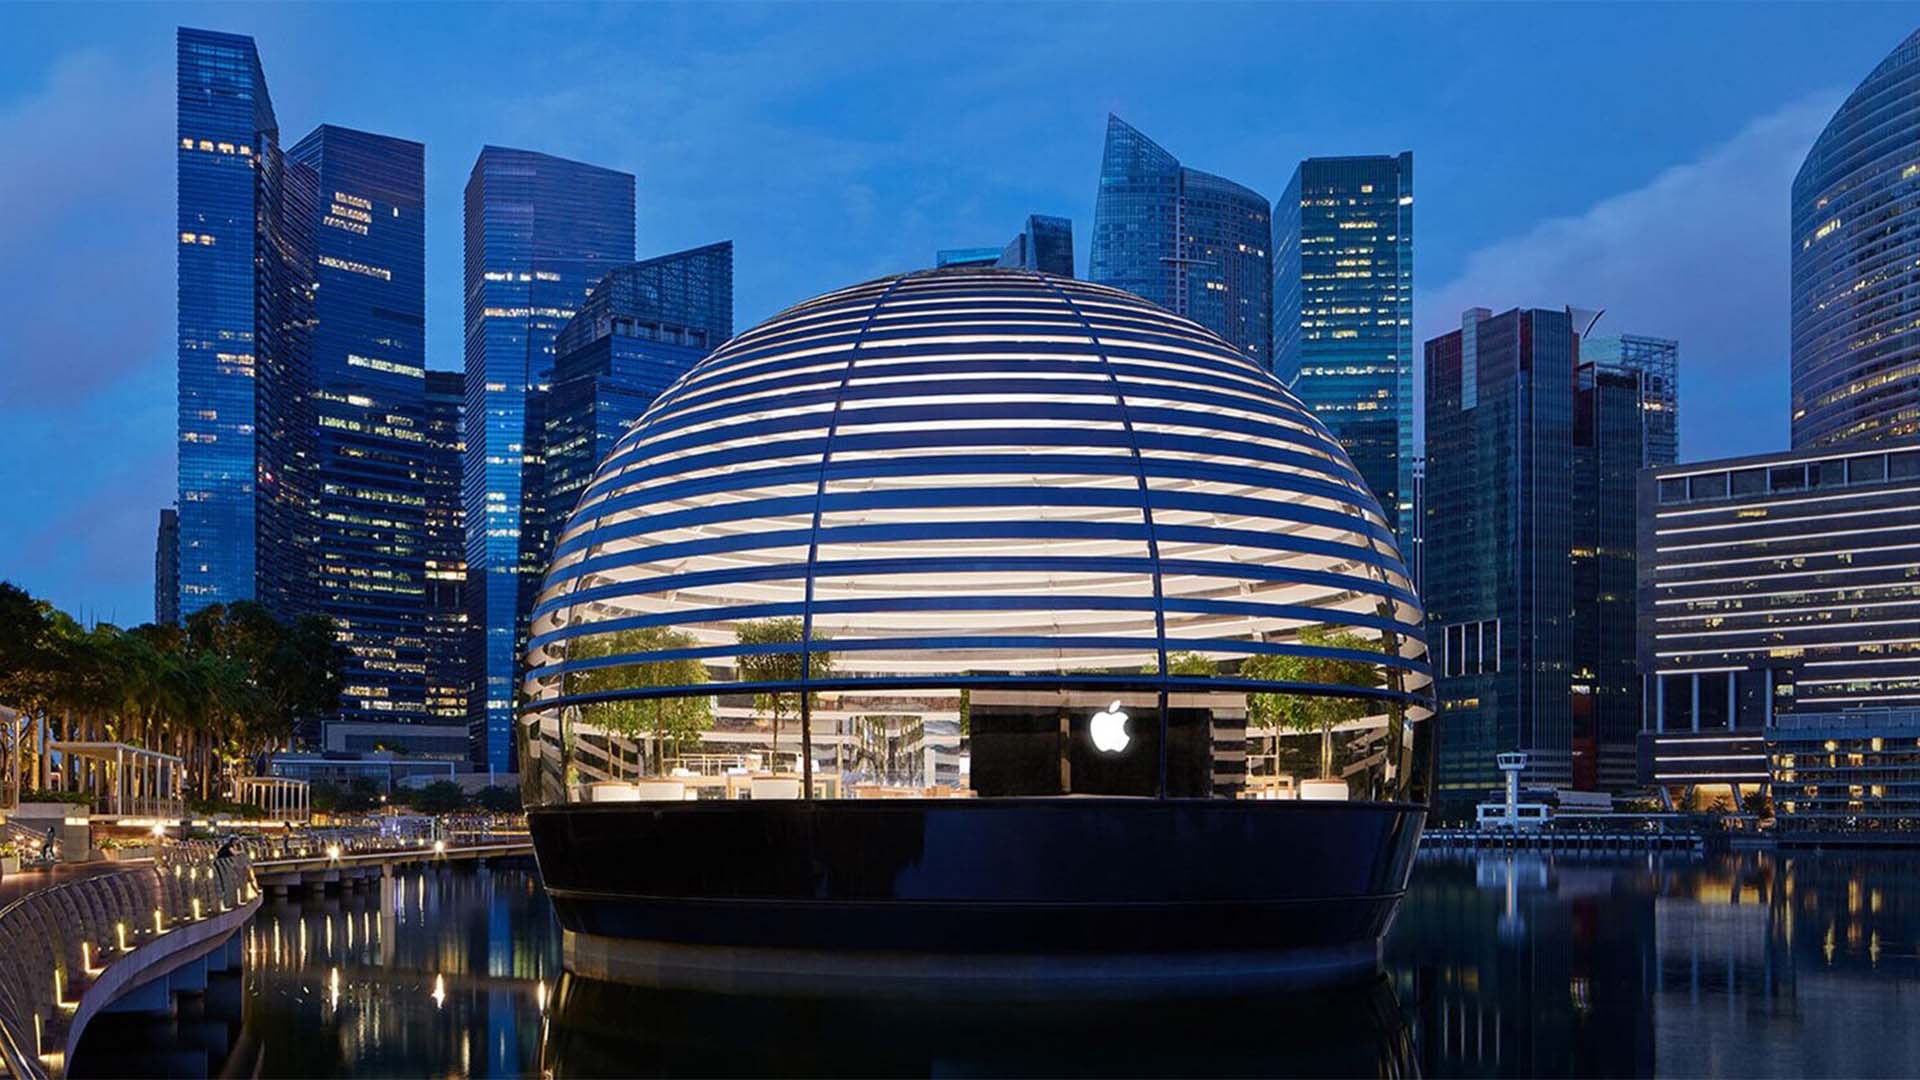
[[1773, 708, 1920, 732], [0, 848, 255, 1079]]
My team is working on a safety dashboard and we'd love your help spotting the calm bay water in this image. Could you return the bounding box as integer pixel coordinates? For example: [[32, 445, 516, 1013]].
[[71, 849, 1920, 1077]]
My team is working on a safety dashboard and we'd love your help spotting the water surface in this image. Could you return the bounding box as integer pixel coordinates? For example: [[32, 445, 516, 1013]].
[[71, 850, 1920, 1076]]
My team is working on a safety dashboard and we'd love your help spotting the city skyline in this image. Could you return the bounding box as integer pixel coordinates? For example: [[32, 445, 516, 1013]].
[[4, 5, 1918, 620]]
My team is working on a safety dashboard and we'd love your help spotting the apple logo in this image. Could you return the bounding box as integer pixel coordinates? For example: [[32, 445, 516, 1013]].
[[1090, 700, 1130, 753]]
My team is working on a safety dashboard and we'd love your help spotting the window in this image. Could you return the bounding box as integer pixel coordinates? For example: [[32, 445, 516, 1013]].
[[1731, 468, 1766, 496], [1689, 473, 1728, 500], [1812, 460, 1847, 488], [1848, 455, 1886, 484], [1769, 465, 1806, 492], [1889, 450, 1920, 480], [1659, 477, 1688, 503]]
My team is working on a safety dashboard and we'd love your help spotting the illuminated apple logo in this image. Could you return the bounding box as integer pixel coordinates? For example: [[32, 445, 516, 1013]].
[[1090, 700, 1130, 753]]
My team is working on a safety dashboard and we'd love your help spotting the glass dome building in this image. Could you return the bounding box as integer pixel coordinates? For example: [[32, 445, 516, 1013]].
[[522, 267, 1433, 991]]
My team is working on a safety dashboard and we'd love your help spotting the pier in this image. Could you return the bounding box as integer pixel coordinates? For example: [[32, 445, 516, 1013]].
[[250, 840, 532, 896]]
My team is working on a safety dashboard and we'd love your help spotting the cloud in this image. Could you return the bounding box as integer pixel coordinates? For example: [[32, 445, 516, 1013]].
[[1417, 92, 1843, 461]]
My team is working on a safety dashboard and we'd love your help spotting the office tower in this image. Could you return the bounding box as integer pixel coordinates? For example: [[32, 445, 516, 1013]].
[[1090, 115, 1271, 362], [1791, 29, 1920, 448], [287, 126, 429, 723], [1424, 307, 1644, 807], [999, 215, 1075, 277], [423, 370, 469, 723], [176, 27, 313, 620], [935, 215, 1076, 277], [464, 147, 635, 771], [1407, 457, 1426, 592], [1585, 333, 1680, 465], [1636, 440, 1920, 828], [154, 508, 180, 626], [544, 242, 733, 542], [1273, 154, 1415, 539]]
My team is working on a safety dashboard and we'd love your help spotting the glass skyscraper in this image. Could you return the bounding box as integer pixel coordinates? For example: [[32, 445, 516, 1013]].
[[287, 125, 429, 723], [1791, 29, 1920, 448], [176, 27, 312, 620], [154, 508, 180, 626], [936, 214, 1075, 277], [463, 147, 635, 772], [1089, 115, 1271, 363], [1273, 154, 1414, 540], [423, 369, 469, 723], [999, 214, 1075, 277], [544, 241, 733, 544], [1424, 307, 1646, 808], [1584, 333, 1679, 466]]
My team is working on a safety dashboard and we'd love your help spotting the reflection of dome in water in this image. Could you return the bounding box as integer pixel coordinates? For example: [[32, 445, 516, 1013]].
[[521, 267, 1435, 993]]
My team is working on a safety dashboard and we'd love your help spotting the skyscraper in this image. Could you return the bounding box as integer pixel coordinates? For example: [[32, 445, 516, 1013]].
[[1584, 333, 1680, 466], [288, 125, 429, 723], [423, 370, 469, 723], [1791, 29, 1920, 448], [154, 508, 180, 626], [1424, 307, 1645, 807], [935, 215, 1075, 277], [464, 147, 635, 772], [544, 242, 733, 543], [1273, 154, 1414, 540], [176, 27, 312, 621], [1089, 115, 1271, 362], [999, 215, 1075, 277]]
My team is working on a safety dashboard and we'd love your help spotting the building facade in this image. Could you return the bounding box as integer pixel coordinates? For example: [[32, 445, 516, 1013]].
[[1638, 440, 1920, 827], [999, 214, 1075, 277], [1089, 115, 1271, 363], [287, 125, 430, 723], [936, 214, 1075, 277], [1790, 29, 1920, 449], [463, 147, 635, 771], [1425, 307, 1646, 807], [544, 242, 733, 542], [176, 27, 314, 621], [423, 369, 468, 723], [154, 508, 180, 626], [1273, 153, 1415, 541], [1584, 333, 1680, 466], [1638, 441, 1920, 731]]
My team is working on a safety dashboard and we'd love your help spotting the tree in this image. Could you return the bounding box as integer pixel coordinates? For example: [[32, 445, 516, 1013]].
[[408, 780, 468, 814], [565, 626, 713, 776], [473, 785, 521, 813], [734, 618, 834, 773], [1241, 627, 1383, 781], [1161, 651, 1219, 677]]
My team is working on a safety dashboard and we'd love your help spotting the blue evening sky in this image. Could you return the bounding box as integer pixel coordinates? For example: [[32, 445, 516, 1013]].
[[0, 2, 1914, 621]]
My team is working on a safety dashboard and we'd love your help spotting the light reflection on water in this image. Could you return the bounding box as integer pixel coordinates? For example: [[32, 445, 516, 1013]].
[[69, 851, 1920, 1077], [235, 864, 559, 1078]]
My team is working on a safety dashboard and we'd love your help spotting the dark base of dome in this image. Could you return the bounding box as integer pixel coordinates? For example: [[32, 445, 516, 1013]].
[[562, 930, 1384, 1000], [530, 798, 1425, 996]]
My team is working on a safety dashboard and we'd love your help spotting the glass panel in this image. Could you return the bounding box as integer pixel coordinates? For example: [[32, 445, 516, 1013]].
[[1730, 468, 1766, 496], [1687, 473, 1727, 500], [1848, 455, 1886, 484]]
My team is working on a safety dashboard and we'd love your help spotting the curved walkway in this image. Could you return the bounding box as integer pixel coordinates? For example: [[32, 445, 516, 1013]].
[[0, 850, 258, 1080]]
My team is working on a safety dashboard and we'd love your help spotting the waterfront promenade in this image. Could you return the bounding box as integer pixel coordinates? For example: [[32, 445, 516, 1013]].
[[0, 835, 530, 1080]]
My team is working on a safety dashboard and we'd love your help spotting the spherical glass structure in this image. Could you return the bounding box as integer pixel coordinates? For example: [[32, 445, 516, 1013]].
[[520, 267, 1431, 808]]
